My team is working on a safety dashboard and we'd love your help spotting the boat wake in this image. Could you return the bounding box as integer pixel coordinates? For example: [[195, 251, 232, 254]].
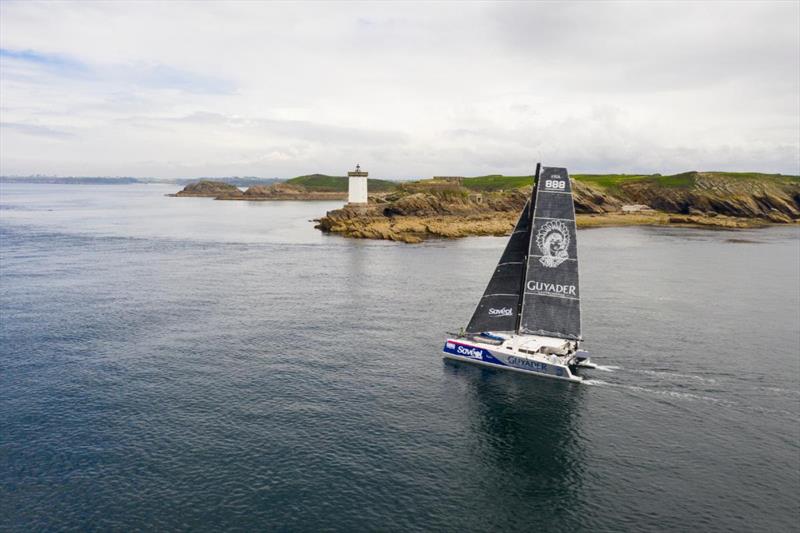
[[582, 379, 608, 386], [630, 369, 717, 384], [585, 379, 731, 404], [589, 365, 716, 384], [588, 379, 800, 420], [585, 370, 799, 421], [592, 365, 619, 372]]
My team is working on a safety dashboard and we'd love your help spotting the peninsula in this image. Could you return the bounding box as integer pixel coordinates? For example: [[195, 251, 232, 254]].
[[169, 171, 799, 243], [316, 172, 800, 243]]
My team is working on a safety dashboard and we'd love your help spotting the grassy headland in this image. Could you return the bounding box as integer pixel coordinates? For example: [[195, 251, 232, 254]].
[[460, 173, 656, 191], [316, 171, 800, 243], [461, 171, 798, 192]]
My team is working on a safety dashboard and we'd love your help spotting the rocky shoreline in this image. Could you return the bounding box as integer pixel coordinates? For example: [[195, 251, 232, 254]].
[[316, 173, 799, 243], [314, 209, 771, 244]]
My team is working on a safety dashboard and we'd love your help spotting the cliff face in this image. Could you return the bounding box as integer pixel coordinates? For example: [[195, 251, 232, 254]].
[[381, 188, 529, 217], [317, 173, 799, 242], [572, 180, 625, 213], [315, 207, 519, 244], [617, 173, 800, 222]]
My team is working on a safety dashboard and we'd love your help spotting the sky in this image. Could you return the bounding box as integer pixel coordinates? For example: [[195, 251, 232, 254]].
[[1, 1, 798, 179]]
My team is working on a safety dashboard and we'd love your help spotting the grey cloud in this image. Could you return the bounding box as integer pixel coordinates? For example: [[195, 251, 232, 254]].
[[0, 122, 73, 138], [154, 112, 410, 146], [489, 2, 800, 92]]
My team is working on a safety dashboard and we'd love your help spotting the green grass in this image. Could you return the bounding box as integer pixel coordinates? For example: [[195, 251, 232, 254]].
[[699, 171, 800, 182], [642, 171, 798, 189], [460, 171, 799, 192], [461, 175, 534, 191], [463, 173, 658, 191], [288, 171, 798, 194], [572, 174, 655, 189], [649, 172, 697, 188], [286, 174, 397, 192], [461, 173, 653, 191]]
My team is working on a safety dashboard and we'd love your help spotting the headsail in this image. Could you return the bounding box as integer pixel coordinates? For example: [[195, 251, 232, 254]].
[[465, 198, 533, 334], [518, 166, 581, 340]]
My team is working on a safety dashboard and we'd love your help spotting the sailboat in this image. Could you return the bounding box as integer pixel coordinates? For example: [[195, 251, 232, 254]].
[[443, 164, 595, 383]]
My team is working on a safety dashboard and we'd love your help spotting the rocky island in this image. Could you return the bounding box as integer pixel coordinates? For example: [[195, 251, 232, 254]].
[[316, 172, 800, 243], [169, 180, 244, 197]]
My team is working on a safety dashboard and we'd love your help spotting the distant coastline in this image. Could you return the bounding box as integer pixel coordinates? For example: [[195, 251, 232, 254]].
[[0, 176, 282, 187], [7, 171, 798, 242]]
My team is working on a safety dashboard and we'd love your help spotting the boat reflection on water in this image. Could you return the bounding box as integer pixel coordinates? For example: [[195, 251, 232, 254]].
[[441, 358, 587, 530]]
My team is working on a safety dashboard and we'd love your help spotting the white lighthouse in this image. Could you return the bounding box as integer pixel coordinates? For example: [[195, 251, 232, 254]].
[[347, 163, 368, 206]]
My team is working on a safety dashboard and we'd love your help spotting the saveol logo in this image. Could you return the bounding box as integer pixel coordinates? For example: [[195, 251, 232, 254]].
[[456, 345, 484, 360], [488, 307, 513, 316], [445, 342, 456, 350]]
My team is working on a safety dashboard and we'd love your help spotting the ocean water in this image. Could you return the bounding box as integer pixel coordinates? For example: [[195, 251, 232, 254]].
[[1, 184, 798, 532]]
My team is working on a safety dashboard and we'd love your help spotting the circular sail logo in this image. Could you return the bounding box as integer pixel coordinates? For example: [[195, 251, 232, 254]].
[[536, 220, 570, 268]]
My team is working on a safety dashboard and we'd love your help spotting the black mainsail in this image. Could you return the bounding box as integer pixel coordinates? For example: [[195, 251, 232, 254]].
[[518, 166, 581, 340], [464, 164, 581, 340], [464, 198, 533, 334]]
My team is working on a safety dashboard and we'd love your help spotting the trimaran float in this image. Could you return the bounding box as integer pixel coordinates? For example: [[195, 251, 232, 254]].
[[443, 164, 596, 383]]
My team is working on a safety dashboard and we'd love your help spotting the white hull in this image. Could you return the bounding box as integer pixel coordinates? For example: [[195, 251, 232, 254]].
[[443, 337, 585, 383]]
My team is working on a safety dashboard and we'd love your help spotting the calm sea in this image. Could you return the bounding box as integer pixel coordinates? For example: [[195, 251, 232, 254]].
[[1, 184, 798, 532]]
